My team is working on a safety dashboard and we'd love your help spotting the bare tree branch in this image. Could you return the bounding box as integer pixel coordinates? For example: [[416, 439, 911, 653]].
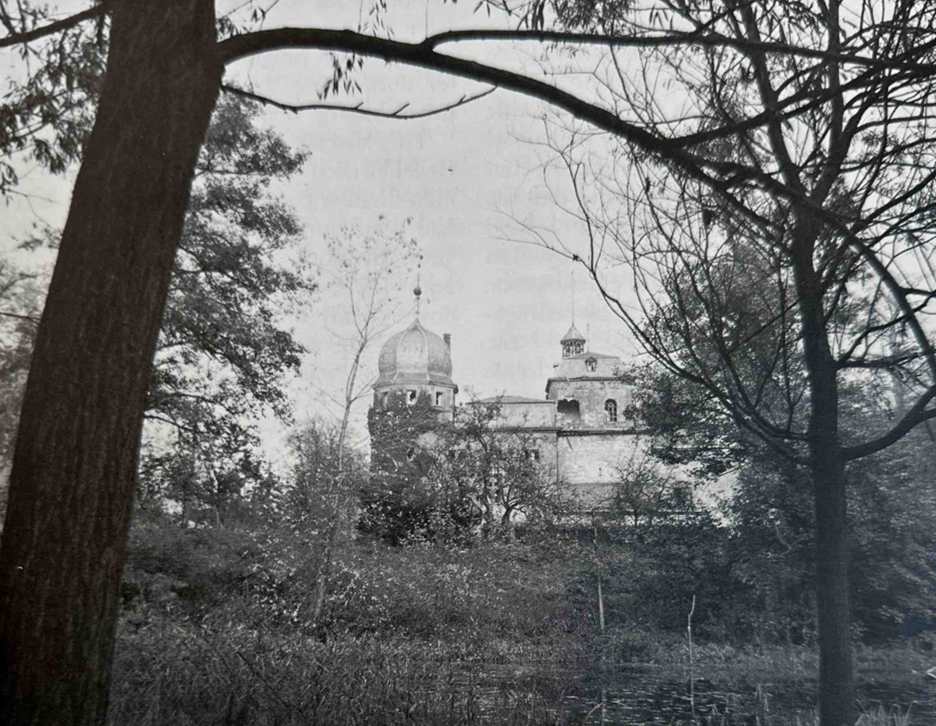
[[221, 83, 496, 119], [0, 4, 102, 50]]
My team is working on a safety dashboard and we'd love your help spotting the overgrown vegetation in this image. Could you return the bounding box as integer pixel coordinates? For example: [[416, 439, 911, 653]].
[[110, 498, 934, 725]]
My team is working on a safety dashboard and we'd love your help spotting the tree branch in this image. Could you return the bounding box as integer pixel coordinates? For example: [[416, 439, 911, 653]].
[[842, 386, 936, 461], [0, 4, 103, 50], [221, 83, 496, 119], [0, 310, 39, 323], [422, 29, 936, 75]]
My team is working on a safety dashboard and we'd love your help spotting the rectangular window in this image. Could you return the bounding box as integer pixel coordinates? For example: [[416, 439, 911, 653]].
[[407, 390, 417, 404], [527, 449, 540, 462], [435, 391, 443, 406]]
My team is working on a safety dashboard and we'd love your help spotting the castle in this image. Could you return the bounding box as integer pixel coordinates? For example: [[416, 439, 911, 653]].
[[370, 290, 646, 506]]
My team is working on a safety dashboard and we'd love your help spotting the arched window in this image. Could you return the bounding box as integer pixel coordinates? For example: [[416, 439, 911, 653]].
[[604, 399, 618, 423], [585, 357, 597, 372]]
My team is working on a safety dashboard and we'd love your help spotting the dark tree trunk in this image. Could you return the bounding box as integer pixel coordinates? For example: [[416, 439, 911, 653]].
[[793, 224, 854, 726], [812, 442, 853, 726], [0, 2, 221, 724]]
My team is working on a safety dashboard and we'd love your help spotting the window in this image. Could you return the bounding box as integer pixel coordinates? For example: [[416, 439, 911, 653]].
[[557, 399, 581, 420], [526, 449, 541, 462], [407, 389, 417, 404], [585, 357, 597, 372], [382, 392, 389, 406], [604, 399, 618, 423], [435, 391, 443, 406]]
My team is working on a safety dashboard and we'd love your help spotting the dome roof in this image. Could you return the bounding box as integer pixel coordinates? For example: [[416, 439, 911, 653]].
[[375, 318, 455, 388]]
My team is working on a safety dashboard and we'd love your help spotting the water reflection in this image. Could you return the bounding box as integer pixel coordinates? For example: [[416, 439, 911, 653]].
[[472, 663, 936, 725]]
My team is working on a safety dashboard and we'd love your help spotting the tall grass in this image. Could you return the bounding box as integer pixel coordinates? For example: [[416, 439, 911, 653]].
[[109, 620, 577, 726]]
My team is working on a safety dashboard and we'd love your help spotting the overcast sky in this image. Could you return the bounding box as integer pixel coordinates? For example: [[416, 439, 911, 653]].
[[2, 1, 642, 458]]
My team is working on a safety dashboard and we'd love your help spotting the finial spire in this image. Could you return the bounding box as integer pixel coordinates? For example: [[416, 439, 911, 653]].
[[570, 268, 576, 324], [414, 256, 423, 317]]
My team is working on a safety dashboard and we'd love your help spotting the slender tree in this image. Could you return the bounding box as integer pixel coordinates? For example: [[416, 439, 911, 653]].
[[308, 221, 418, 623]]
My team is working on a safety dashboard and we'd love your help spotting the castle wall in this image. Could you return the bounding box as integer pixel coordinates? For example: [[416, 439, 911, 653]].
[[557, 432, 644, 506], [547, 379, 634, 428], [493, 401, 556, 428]]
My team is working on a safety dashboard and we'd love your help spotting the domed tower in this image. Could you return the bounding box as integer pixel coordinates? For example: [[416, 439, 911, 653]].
[[372, 286, 457, 413]]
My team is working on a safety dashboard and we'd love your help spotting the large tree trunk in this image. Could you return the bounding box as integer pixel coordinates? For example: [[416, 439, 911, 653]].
[[0, 2, 221, 724]]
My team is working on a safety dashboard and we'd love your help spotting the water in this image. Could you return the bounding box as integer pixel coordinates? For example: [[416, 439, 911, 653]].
[[469, 663, 936, 724]]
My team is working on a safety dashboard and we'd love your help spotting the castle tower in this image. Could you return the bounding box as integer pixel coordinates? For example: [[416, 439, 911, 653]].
[[548, 321, 630, 428], [372, 286, 457, 412]]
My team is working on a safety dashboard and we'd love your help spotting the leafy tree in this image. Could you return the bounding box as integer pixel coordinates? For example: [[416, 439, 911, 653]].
[[431, 399, 565, 539], [365, 395, 564, 544], [138, 93, 310, 519], [281, 418, 344, 526], [3, 93, 310, 524], [3, 1, 936, 723], [606, 444, 690, 529], [631, 363, 936, 645]]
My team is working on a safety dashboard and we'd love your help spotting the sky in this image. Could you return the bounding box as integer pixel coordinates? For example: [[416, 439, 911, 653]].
[[1, 1, 642, 459]]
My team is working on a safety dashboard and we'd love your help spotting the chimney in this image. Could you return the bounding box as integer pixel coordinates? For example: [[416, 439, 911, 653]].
[[443, 333, 451, 349]]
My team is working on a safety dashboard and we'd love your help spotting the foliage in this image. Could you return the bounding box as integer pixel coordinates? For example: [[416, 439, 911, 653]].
[[435, 399, 569, 541], [136, 93, 311, 515], [278, 418, 345, 526], [118, 512, 581, 649], [363, 394, 566, 545], [621, 363, 752, 481], [0, 259, 41, 467], [362, 389, 442, 544], [0, 3, 105, 195], [112, 513, 932, 725], [4, 93, 310, 524], [605, 442, 692, 527]]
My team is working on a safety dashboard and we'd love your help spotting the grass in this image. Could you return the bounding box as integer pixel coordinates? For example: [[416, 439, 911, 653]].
[[109, 621, 579, 726]]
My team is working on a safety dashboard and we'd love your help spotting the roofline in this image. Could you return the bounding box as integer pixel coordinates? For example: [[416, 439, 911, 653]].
[[485, 426, 562, 433], [466, 398, 555, 406], [545, 376, 629, 392], [558, 428, 650, 437]]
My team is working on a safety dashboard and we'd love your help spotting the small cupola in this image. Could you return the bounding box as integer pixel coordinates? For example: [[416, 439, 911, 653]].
[[560, 323, 586, 359]]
